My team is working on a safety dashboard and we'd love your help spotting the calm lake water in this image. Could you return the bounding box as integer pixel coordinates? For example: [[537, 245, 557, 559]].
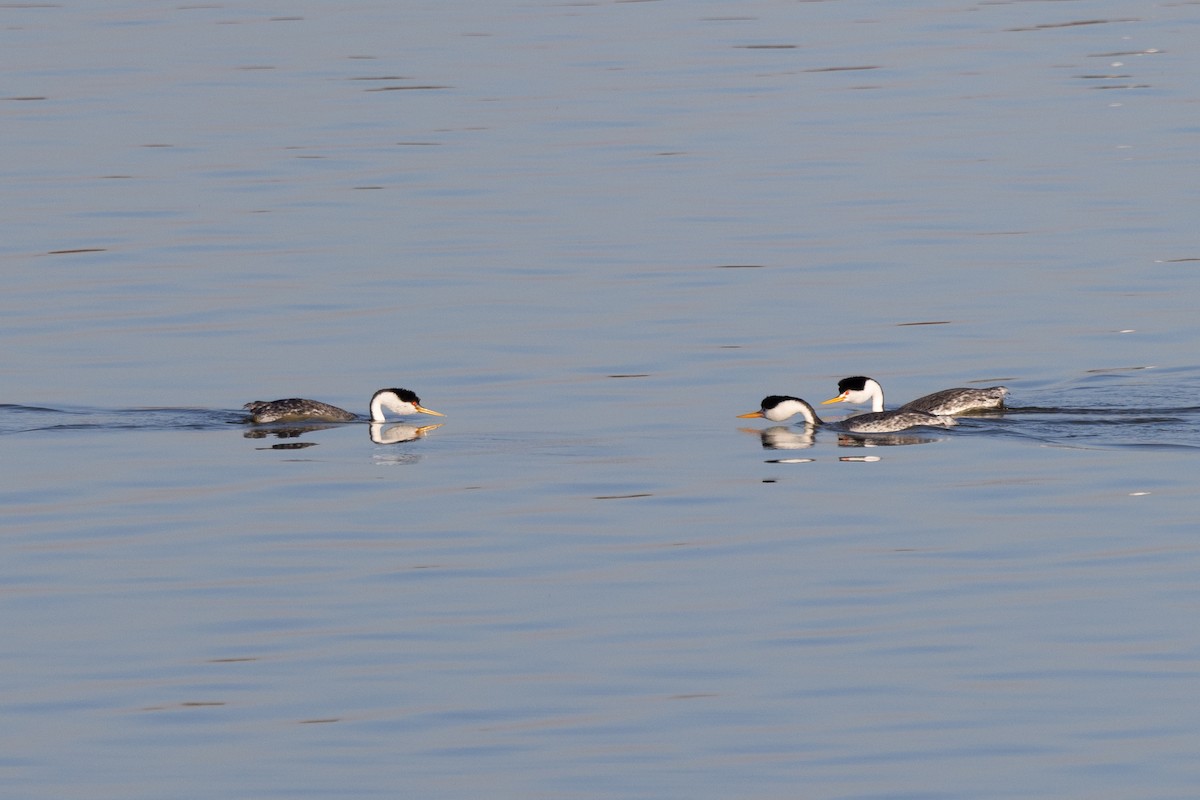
[[4, 2, 1200, 798]]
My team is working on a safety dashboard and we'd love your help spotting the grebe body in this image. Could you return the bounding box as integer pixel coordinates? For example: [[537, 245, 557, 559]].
[[832, 408, 955, 433]]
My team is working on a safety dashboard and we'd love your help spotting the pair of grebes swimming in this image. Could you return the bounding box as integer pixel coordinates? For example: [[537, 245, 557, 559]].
[[738, 376, 1009, 433], [245, 377, 1008, 435]]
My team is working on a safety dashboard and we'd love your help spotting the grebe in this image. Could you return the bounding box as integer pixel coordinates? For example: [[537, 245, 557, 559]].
[[739, 395, 954, 433], [824, 376, 1008, 416], [244, 388, 444, 424]]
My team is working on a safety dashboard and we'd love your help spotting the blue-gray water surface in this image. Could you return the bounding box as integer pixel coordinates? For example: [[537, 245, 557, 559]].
[[4, 2, 1200, 798]]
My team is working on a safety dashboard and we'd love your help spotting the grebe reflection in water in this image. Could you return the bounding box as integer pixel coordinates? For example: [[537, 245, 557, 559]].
[[370, 421, 444, 444]]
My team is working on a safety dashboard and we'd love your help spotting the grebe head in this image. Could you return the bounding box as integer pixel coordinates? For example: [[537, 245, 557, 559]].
[[821, 376, 885, 412], [369, 388, 445, 422], [738, 395, 822, 425]]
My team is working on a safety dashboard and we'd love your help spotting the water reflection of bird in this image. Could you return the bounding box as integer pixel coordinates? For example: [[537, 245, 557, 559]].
[[739, 394, 954, 433], [244, 388, 445, 424], [824, 376, 1009, 416], [754, 425, 817, 449], [836, 433, 942, 448], [369, 422, 444, 444]]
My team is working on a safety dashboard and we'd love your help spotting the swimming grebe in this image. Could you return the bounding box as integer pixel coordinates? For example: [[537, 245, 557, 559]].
[[739, 395, 954, 433], [244, 388, 445, 424], [824, 376, 1008, 416]]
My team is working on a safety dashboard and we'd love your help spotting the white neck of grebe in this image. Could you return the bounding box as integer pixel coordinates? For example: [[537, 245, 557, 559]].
[[851, 379, 885, 412], [370, 391, 414, 422]]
